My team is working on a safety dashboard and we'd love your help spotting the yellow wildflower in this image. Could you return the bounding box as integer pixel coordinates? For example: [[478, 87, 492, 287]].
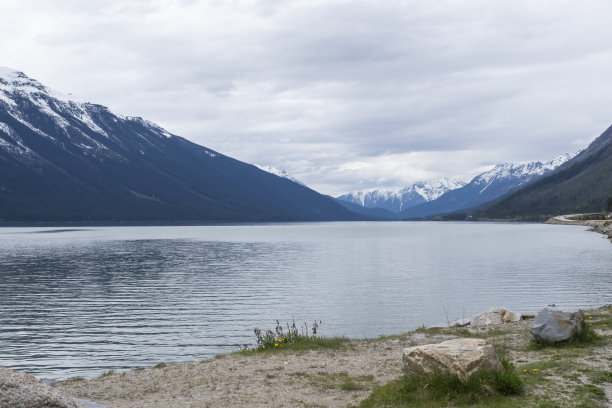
[[274, 343, 278, 347], [532, 369, 537, 372]]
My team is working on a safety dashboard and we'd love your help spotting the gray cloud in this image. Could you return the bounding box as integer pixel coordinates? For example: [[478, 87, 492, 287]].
[[2, 0, 612, 195]]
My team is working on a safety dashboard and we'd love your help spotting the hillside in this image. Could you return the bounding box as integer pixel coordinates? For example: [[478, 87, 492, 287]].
[[480, 124, 612, 220], [0, 68, 360, 222]]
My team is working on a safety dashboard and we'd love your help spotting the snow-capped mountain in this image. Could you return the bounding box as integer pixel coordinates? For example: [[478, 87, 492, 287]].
[[481, 126, 612, 219], [0, 68, 359, 222], [337, 178, 466, 213], [399, 153, 577, 219], [256, 165, 305, 186], [471, 153, 577, 193]]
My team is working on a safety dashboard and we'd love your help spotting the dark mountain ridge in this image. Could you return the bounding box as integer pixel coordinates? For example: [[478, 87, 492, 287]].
[[0, 68, 361, 222]]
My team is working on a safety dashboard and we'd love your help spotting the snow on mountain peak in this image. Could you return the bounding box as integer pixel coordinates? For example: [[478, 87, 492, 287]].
[[542, 151, 578, 170], [474, 152, 577, 187], [399, 177, 467, 201], [0, 68, 82, 105], [0, 67, 22, 77], [256, 165, 305, 186], [0, 68, 179, 156], [337, 177, 467, 212]]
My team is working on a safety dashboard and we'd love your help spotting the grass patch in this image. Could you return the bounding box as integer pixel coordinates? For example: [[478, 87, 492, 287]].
[[590, 371, 612, 384], [240, 319, 348, 353], [99, 368, 116, 378], [587, 306, 612, 330], [575, 384, 606, 400], [357, 358, 523, 407], [292, 371, 374, 391], [63, 376, 86, 383], [340, 378, 368, 391]]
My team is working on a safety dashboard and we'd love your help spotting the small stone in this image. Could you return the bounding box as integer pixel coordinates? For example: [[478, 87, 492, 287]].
[[450, 317, 472, 327], [402, 338, 502, 380], [530, 308, 584, 342]]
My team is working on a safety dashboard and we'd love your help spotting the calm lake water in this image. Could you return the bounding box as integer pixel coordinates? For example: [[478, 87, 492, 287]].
[[0, 222, 610, 379]]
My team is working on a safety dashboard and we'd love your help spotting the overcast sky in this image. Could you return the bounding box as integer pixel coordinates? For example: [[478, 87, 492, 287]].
[[2, 0, 611, 195]]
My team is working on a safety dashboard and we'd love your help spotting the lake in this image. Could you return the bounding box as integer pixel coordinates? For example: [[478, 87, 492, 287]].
[[0, 222, 610, 380]]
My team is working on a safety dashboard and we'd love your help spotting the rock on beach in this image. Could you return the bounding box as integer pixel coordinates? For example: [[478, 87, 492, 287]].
[[0, 365, 84, 408], [429, 306, 521, 329], [470, 307, 521, 326], [530, 308, 584, 342], [402, 338, 502, 380]]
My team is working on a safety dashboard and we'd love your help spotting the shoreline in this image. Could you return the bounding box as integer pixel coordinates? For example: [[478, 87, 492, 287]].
[[546, 214, 612, 243], [49, 305, 612, 408]]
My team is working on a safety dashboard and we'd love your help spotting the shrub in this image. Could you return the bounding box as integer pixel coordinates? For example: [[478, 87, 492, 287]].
[[246, 319, 346, 353], [358, 358, 523, 407]]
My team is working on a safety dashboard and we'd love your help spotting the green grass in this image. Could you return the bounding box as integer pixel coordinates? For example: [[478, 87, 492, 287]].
[[356, 359, 523, 408], [241, 319, 348, 354], [590, 371, 612, 384], [99, 368, 116, 378], [288, 371, 374, 391], [576, 384, 606, 401], [63, 376, 86, 383], [240, 335, 348, 355], [587, 306, 612, 329]]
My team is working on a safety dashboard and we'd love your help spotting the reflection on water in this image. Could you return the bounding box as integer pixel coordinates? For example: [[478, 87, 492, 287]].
[[0, 222, 610, 379]]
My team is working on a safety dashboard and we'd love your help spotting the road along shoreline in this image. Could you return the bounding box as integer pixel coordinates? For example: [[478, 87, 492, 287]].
[[547, 214, 612, 243]]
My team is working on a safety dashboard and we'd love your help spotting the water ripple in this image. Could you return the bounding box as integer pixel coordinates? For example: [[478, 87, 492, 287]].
[[0, 222, 610, 379]]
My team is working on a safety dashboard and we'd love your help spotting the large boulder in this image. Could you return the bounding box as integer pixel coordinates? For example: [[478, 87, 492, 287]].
[[530, 308, 584, 342], [470, 307, 521, 326], [402, 338, 502, 380], [0, 366, 83, 408]]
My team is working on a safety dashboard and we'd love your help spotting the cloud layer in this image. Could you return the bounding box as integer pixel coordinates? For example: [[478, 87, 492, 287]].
[[2, 0, 612, 195]]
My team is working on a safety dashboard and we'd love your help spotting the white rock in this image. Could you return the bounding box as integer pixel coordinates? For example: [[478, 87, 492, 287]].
[[0, 366, 83, 408], [470, 307, 521, 326], [402, 338, 502, 380]]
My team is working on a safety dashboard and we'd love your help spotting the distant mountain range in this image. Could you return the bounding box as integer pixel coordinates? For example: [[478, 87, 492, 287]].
[[0, 68, 362, 222], [1, 67, 608, 223], [479, 124, 612, 220], [337, 178, 466, 213], [399, 153, 576, 219], [336, 153, 576, 219]]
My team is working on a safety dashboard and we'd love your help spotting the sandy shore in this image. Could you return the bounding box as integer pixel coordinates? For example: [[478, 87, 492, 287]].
[[53, 306, 612, 408]]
